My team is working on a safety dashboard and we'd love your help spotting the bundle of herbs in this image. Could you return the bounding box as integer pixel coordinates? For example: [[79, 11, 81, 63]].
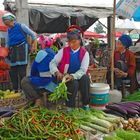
[[48, 77, 69, 102]]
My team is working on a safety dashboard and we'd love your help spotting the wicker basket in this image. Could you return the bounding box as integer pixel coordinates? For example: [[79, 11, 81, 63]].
[[88, 67, 107, 83], [0, 95, 27, 109]]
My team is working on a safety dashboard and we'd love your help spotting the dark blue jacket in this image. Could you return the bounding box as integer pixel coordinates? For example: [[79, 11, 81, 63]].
[[29, 48, 55, 87]]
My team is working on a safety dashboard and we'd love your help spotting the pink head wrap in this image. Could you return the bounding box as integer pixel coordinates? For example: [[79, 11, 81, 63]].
[[44, 38, 53, 48], [38, 35, 53, 49]]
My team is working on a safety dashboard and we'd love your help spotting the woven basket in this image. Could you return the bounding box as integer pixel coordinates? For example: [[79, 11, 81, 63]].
[[88, 67, 107, 83], [0, 95, 27, 109]]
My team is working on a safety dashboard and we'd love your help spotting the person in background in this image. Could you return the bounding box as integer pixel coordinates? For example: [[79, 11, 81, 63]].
[[21, 38, 56, 106], [2, 13, 36, 92], [50, 25, 90, 111], [53, 37, 63, 50], [114, 34, 137, 93], [85, 39, 95, 65]]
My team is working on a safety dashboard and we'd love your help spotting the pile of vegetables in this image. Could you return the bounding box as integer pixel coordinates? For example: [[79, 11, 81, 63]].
[[48, 79, 68, 102], [0, 90, 21, 99], [105, 102, 140, 119], [123, 91, 140, 102], [69, 108, 123, 134], [122, 118, 140, 132], [0, 107, 83, 140], [104, 129, 140, 140]]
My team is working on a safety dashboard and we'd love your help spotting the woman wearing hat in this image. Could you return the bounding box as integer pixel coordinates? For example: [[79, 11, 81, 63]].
[[2, 13, 36, 92], [114, 34, 137, 92], [50, 25, 90, 110], [21, 37, 56, 106]]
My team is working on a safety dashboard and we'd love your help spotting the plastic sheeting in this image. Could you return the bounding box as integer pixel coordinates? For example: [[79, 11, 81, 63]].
[[28, 6, 98, 33], [28, 4, 112, 33], [4, 1, 113, 33]]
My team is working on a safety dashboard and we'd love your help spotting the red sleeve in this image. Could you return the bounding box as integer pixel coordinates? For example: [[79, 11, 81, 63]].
[[127, 51, 136, 78]]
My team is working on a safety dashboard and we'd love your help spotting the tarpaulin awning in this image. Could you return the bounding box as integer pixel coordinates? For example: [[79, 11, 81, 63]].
[[4, 1, 113, 33], [28, 6, 98, 33], [116, 0, 140, 21], [133, 6, 140, 21], [28, 4, 113, 33]]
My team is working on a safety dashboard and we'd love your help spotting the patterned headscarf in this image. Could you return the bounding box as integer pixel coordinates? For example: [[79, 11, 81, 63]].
[[67, 25, 83, 40], [2, 13, 16, 21]]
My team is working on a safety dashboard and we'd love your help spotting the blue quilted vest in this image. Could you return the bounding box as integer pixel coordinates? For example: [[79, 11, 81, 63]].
[[8, 22, 26, 47]]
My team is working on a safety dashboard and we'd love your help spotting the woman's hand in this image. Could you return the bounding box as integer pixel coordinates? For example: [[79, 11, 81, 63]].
[[55, 71, 64, 81], [114, 68, 128, 78], [31, 40, 37, 52], [64, 74, 74, 83]]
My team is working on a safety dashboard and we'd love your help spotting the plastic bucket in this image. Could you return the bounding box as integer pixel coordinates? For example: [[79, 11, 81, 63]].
[[90, 83, 110, 110]]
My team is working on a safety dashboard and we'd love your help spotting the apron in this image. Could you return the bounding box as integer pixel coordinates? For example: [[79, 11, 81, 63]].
[[8, 42, 27, 64]]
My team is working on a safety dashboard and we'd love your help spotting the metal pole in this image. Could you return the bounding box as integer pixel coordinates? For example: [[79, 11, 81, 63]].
[[111, 0, 116, 89], [15, 0, 29, 26]]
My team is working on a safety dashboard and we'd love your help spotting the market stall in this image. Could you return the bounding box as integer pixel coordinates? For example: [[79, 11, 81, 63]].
[[1, 1, 140, 140]]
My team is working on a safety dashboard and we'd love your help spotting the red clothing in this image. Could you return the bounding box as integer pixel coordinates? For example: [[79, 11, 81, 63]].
[[114, 50, 138, 92], [58, 46, 86, 74], [114, 50, 136, 78]]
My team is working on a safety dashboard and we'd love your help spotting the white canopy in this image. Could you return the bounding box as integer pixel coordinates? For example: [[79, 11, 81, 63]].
[[115, 20, 140, 33], [5, 0, 114, 8]]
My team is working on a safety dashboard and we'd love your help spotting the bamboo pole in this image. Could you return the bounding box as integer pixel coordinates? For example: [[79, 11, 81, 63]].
[[111, 0, 116, 89]]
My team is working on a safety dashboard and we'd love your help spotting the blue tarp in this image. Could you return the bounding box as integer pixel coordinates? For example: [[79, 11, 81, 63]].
[[116, 0, 140, 21], [133, 6, 140, 21]]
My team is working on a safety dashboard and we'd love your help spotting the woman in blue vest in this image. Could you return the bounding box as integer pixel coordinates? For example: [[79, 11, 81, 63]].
[[21, 37, 56, 106], [2, 13, 36, 92], [50, 25, 90, 110]]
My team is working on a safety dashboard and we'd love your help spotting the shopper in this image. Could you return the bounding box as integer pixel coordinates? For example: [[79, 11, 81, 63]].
[[2, 13, 36, 92]]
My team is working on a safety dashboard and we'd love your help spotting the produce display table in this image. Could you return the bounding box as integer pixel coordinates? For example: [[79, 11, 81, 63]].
[[0, 90, 140, 140]]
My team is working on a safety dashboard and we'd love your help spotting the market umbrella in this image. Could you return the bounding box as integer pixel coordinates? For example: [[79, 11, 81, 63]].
[[0, 10, 8, 32], [116, 20, 140, 33], [105, 32, 122, 38], [55, 31, 105, 39], [84, 31, 105, 39]]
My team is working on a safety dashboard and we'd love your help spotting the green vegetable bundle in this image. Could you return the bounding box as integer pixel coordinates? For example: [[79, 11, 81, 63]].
[[48, 81, 68, 102], [69, 108, 122, 134], [123, 91, 140, 102], [104, 128, 140, 140], [52, 45, 59, 53], [0, 107, 83, 140]]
